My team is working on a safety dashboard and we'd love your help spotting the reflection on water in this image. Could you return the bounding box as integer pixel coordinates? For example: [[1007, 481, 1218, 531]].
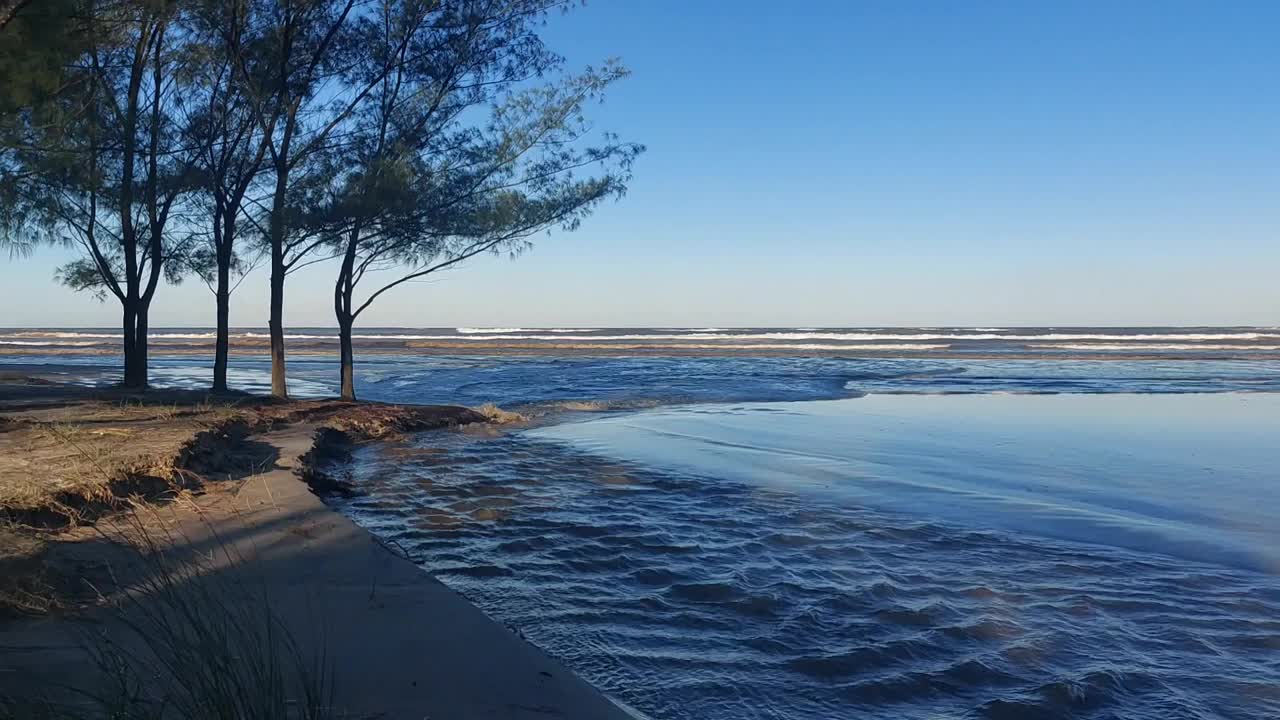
[[534, 394, 1280, 573], [333, 393, 1280, 720]]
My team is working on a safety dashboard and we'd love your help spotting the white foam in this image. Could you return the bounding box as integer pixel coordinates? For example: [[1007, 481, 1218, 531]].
[[0, 340, 103, 346], [400, 332, 1280, 342], [1043, 343, 1280, 351], [673, 343, 951, 351], [1019, 333, 1275, 341], [17, 332, 118, 339], [4, 331, 217, 340]]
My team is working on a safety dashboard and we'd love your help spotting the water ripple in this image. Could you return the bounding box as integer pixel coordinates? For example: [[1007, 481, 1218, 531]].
[[330, 427, 1280, 720]]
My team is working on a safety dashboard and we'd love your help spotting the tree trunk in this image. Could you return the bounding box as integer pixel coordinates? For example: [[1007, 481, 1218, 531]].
[[213, 262, 230, 393], [121, 302, 149, 389], [335, 226, 359, 402], [268, 145, 290, 399], [118, 23, 145, 390], [269, 255, 287, 399], [212, 204, 237, 393], [134, 303, 149, 389], [339, 317, 355, 401], [121, 300, 139, 388]]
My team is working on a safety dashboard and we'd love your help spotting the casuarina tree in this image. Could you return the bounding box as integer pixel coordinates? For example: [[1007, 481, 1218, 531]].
[[315, 0, 641, 400], [181, 0, 275, 392], [0, 0, 194, 388], [231, 0, 390, 399]]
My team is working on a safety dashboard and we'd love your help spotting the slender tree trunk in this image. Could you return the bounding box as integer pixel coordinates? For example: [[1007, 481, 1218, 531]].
[[267, 196, 288, 398], [213, 268, 230, 393], [335, 225, 359, 402], [338, 316, 355, 401], [212, 205, 232, 393], [269, 252, 287, 398], [122, 300, 139, 388], [268, 144, 291, 399]]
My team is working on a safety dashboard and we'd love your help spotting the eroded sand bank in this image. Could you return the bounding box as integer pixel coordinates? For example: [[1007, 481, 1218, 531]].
[[0, 377, 632, 719]]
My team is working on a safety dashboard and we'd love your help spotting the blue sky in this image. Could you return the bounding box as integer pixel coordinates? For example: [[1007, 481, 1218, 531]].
[[3, 0, 1277, 327]]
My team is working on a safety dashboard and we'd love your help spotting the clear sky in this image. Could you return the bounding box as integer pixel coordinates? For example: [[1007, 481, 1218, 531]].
[[3, 0, 1278, 328]]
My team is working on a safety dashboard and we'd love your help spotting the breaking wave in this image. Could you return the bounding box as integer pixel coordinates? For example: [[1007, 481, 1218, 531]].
[[1044, 343, 1280, 351]]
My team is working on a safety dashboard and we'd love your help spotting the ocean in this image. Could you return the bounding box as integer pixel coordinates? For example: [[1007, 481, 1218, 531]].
[[5, 325, 1280, 360], [3, 326, 1279, 719]]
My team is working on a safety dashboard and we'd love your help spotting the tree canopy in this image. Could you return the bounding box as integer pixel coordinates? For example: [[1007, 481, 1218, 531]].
[[0, 0, 640, 395]]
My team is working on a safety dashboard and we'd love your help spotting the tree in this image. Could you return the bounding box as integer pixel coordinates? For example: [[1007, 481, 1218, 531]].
[[318, 0, 641, 400], [2, 0, 641, 400], [229, 0, 372, 399], [181, 0, 274, 392], [1, 0, 195, 388]]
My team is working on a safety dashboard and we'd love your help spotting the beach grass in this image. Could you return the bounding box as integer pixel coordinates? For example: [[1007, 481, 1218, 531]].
[[1, 509, 335, 720]]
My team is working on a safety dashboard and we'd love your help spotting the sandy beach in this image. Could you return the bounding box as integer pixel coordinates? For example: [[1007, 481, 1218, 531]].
[[0, 374, 633, 719]]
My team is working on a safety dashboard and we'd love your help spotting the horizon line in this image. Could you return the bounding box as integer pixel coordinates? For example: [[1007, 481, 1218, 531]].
[[2, 324, 1276, 331]]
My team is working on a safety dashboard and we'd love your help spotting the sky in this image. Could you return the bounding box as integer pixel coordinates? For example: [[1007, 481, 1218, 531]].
[[3, 0, 1278, 328]]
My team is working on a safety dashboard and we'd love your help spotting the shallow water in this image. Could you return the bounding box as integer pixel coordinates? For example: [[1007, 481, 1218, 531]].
[[334, 392, 1280, 720], [7, 351, 1280, 400], [535, 394, 1280, 573]]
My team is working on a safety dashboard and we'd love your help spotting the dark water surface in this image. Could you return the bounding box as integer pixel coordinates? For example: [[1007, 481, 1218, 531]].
[[5, 332, 1280, 719]]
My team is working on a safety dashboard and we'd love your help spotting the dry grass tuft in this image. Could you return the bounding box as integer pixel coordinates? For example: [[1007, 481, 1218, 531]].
[[320, 402, 489, 441]]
